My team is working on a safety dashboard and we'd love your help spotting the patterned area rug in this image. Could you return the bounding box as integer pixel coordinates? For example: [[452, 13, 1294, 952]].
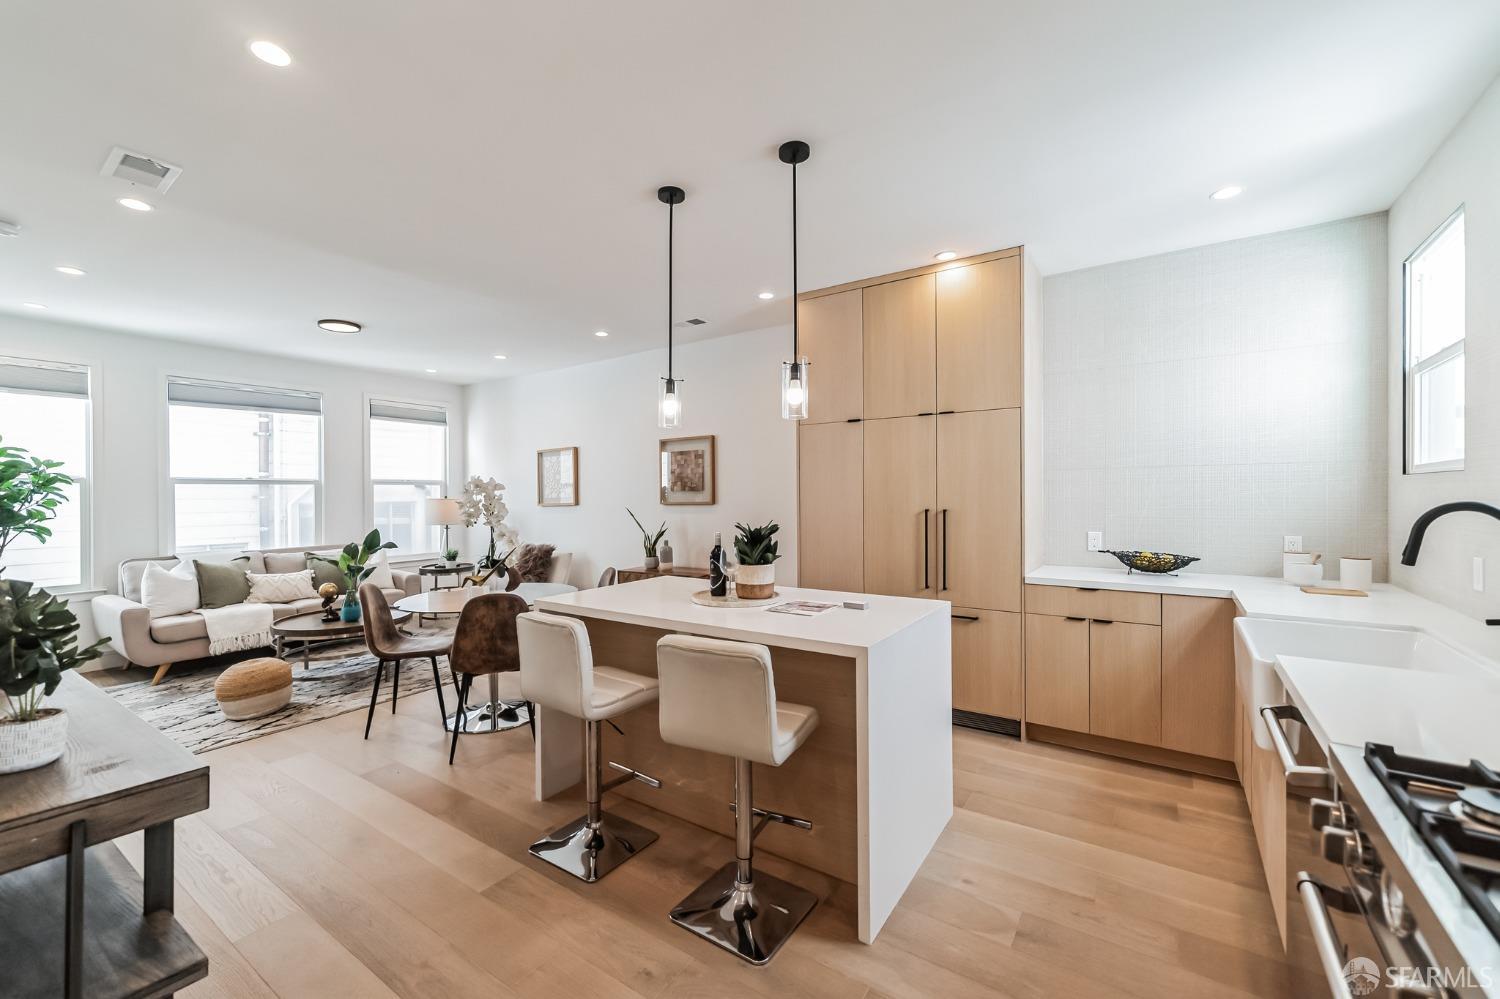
[[104, 633, 452, 754]]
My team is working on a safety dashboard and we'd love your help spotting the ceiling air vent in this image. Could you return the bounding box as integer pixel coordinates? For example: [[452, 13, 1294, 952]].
[[100, 146, 183, 193], [675, 318, 708, 327]]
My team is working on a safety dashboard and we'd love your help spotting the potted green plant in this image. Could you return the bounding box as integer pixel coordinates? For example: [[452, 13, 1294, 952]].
[[0, 579, 108, 773], [733, 521, 780, 599], [627, 508, 667, 570], [0, 436, 75, 570], [312, 530, 396, 623], [442, 546, 460, 566]]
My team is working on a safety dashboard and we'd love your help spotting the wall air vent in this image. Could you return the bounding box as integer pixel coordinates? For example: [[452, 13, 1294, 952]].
[[675, 318, 708, 327], [100, 146, 183, 193]]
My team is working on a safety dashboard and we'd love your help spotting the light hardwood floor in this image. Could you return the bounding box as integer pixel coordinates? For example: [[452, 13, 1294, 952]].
[[107, 678, 1303, 998]]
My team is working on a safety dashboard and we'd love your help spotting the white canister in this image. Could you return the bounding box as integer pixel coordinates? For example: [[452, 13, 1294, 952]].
[[1285, 562, 1324, 587], [1340, 557, 1373, 591], [1283, 552, 1318, 581]]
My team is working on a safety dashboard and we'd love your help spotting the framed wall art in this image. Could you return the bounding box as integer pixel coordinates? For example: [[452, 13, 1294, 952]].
[[659, 435, 715, 506], [536, 446, 579, 506]]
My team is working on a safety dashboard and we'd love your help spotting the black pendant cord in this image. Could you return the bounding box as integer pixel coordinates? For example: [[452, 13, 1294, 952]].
[[791, 159, 798, 358], [667, 197, 674, 380]]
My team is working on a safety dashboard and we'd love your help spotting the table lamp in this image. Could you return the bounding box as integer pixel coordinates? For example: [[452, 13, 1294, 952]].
[[426, 497, 464, 556]]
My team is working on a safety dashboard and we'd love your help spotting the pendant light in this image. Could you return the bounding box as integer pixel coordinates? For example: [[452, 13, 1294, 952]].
[[779, 140, 811, 420], [657, 185, 686, 429]]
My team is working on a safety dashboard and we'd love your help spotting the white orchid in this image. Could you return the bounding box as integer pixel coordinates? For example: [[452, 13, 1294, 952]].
[[461, 475, 519, 566]]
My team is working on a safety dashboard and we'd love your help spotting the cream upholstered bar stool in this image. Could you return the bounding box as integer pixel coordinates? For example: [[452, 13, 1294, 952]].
[[516, 611, 662, 881], [655, 634, 820, 965]]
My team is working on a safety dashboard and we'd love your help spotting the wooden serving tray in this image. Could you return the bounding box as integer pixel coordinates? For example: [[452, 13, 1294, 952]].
[[1299, 585, 1368, 597]]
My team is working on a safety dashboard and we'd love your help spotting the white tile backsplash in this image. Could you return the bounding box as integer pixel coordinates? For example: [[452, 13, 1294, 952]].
[[1043, 214, 1389, 578]]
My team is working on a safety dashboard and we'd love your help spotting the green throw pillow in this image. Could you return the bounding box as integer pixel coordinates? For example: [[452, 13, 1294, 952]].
[[306, 555, 348, 594], [194, 558, 251, 608]]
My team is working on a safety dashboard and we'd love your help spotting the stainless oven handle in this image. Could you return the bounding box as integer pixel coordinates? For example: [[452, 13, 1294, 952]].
[[1297, 874, 1355, 999], [1259, 704, 1330, 786]]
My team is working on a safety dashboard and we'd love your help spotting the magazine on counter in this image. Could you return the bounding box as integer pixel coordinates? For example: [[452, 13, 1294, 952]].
[[766, 600, 839, 617]]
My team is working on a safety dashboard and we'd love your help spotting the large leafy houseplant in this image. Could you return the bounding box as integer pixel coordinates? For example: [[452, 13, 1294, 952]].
[[0, 436, 75, 570], [312, 530, 396, 621], [1, 579, 107, 722], [732, 521, 780, 599]]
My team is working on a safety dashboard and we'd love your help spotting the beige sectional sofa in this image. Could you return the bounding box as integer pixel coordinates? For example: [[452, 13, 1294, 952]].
[[91, 546, 420, 683]]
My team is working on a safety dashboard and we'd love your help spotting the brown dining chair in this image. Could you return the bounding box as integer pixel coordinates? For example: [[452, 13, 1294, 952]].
[[597, 566, 618, 587], [358, 582, 453, 740], [447, 591, 532, 764]]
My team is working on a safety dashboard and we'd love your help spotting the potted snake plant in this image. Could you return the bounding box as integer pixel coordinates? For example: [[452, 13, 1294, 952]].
[[733, 521, 781, 599]]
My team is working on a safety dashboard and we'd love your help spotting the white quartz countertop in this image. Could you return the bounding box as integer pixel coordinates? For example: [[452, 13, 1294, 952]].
[[534, 575, 950, 658]]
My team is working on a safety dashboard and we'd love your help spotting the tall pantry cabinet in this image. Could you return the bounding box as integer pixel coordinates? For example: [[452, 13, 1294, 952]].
[[797, 248, 1026, 726]]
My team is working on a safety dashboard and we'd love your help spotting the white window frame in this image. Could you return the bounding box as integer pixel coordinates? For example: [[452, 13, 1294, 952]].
[[163, 376, 326, 553], [0, 355, 94, 593], [365, 396, 450, 560], [1403, 205, 1466, 475]]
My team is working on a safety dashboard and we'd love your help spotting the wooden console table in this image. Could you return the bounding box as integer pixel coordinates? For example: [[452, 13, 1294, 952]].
[[617, 564, 710, 584], [0, 671, 210, 998]]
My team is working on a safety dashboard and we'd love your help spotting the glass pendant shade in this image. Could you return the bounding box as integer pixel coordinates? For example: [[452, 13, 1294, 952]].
[[780, 358, 809, 420], [658, 376, 682, 429]]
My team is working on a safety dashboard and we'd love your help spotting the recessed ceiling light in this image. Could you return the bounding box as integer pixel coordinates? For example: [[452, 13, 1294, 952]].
[[493, 354, 507, 360], [316, 319, 361, 334], [424, 368, 437, 374], [249, 40, 292, 67], [1210, 185, 1244, 201], [22, 302, 47, 310], [757, 291, 775, 300], [55, 265, 86, 276], [117, 197, 153, 212], [594, 330, 609, 337], [934, 251, 958, 262]]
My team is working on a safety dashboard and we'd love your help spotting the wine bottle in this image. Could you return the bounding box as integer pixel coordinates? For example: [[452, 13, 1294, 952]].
[[709, 532, 727, 597]]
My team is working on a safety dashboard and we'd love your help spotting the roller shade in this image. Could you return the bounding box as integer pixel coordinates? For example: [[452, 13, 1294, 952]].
[[0, 358, 89, 399], [369, 400, 447, 426], [167, 377, 321, 415]]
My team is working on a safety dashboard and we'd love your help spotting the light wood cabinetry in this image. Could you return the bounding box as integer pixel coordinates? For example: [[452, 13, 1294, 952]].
[[936, 256, 1022, 412], [799, 289, 863, 424], [863, 274, 935, 419], [1161, 595, 1237, 760], [1024, 613, 1090, 731], [952, 609, 1022, 719], [1088, 621, 1162, 744], [863, 416, 936, 598], [797, 421, 863, 592], [1022, 584, 1160, 625], [937, 409, 1021, 612]]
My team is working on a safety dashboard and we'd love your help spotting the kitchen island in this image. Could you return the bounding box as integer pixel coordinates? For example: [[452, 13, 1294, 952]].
[[532, 575, 952, 943]]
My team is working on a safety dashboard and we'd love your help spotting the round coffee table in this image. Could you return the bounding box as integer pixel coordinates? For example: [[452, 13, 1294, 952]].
[[271, 608, 411, 668]]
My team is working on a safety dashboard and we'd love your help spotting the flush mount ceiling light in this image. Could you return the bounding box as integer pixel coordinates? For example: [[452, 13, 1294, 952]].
[[1210, 185, 1244, 201], [55, 265, 86, 276], [758, 291, 775, 300], [249, 40, 292, 67], [934, 250, 958, 262], [424, 368, 437, 374], [657, 185, 686, 429], [22, 302, 47, 310], [316, 318, 361, 334], [778, 140, 811, 421], [117, 196, 153, 212], [594, 330, 609, 337]]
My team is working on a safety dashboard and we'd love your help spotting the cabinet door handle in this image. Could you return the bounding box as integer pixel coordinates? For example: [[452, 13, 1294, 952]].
[[1064, 616, 1087, 622], [1259, 705, 1330, 787], [952, 613, 979, 622], [938, 409, 955, 415], [940, 508, 949, 591], [916, 411, 935, 417], [846, 417, 862, 423], [922, 509, 930, 590], [1076, 587, 1100, 592], [1093, 619, 1114, 625]]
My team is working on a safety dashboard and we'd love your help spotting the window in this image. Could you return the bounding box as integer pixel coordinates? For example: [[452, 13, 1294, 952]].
[[1405, 207, 1466, 473], [369, 400, 448, 555], [0, 358, 91, 589], [168, 378, 322, 552]]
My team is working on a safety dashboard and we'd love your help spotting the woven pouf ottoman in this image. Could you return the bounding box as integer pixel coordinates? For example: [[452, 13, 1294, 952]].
[[215, 658, 293, 720]]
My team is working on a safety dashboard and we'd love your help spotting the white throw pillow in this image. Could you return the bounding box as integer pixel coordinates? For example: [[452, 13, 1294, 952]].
[[363, 550, 395, 590], [140, 561, 200, 619], [245, 569, 319, 604]]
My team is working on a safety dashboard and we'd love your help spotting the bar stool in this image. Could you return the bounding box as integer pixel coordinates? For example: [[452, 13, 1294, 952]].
[[516, 612, 661, 882], [655, 634, 820, 965]]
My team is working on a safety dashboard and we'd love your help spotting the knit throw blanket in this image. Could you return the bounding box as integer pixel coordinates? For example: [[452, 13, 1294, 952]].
[[198, 604, 275, 657]]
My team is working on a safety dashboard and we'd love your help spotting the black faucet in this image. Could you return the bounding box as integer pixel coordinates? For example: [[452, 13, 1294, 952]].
[[1400, 501, 1500, 626]]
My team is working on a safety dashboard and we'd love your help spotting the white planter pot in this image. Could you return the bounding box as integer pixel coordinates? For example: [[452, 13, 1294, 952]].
[[736, 562, 776, 600], [0, 708, 69, 774]]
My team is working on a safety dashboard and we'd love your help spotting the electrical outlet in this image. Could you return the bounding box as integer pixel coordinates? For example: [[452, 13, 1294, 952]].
[[1475, 557, 1485, 593], [1087, 531, 1103, 552], [1284, 536, 1303, 553]]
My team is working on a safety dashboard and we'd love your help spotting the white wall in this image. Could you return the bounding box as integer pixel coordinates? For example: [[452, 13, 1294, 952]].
[[464, 326, 799, 588], [1388, 75, 1500, 620], [0, 313, 465, 659], [1042, 214, 1389, 578]]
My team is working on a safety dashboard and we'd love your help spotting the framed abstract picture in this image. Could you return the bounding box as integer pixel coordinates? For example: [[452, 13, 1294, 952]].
[[659, 435, 716, 506], [536, 446, 579, 506]]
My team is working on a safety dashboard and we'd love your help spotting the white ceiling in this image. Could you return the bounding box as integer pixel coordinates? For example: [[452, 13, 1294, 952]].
[[3, 1, 1499, 383]]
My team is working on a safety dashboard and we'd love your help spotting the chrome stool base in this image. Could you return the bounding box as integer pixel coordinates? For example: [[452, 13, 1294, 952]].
[[445, 698, 529, 734], [668, 862, 818, 965], [528, 811, 658, 883]]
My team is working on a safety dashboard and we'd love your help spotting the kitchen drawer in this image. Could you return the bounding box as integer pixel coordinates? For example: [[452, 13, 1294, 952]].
[[1023, 584, 1161, 626]]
